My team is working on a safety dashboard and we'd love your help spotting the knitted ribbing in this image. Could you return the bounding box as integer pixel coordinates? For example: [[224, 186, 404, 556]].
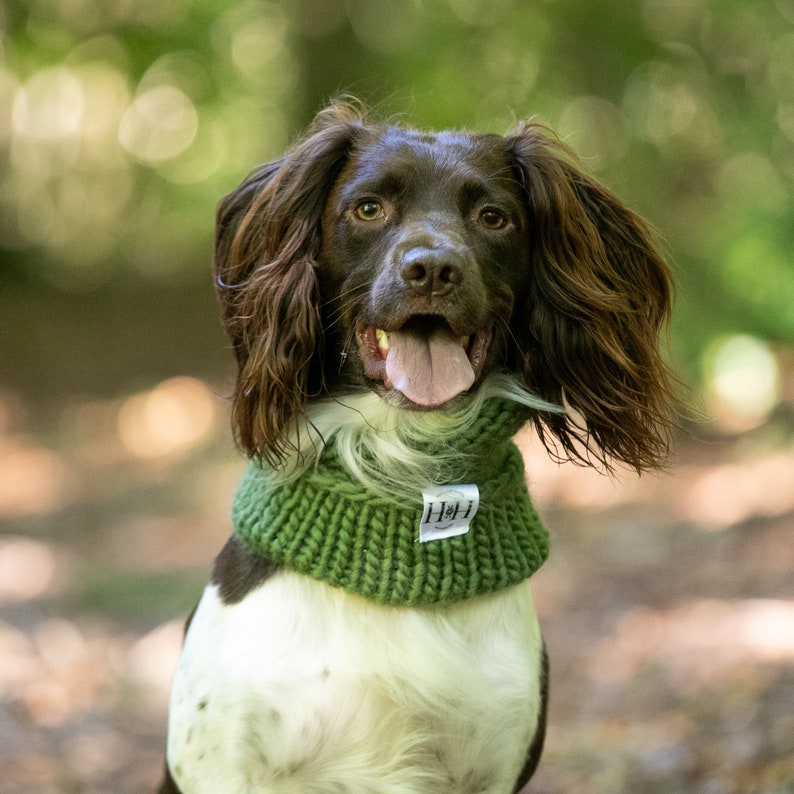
[[233, 398, 549, 606]]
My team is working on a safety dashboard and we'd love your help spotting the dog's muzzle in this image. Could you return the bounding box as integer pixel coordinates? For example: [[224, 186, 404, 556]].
[[356, 317, 492, 407]]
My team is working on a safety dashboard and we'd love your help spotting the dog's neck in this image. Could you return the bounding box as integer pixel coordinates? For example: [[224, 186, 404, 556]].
[[233, 397, 549, 606]]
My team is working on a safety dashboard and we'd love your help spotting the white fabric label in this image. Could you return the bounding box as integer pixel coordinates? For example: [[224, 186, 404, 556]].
[[419, 484, 480, 542]]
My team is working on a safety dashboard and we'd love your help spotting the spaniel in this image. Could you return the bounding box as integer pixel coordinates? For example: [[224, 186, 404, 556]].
[[159, 101, 674, 793]]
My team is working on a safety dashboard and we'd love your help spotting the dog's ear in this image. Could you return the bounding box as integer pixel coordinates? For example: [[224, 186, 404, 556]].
[[506, 121, 675, 472], [215, 102, 366, 464]]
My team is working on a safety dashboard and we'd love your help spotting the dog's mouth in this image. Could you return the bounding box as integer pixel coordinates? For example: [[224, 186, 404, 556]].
[[355, 316, 492, 408]]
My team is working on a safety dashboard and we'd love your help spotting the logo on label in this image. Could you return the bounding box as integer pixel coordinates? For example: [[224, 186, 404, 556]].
[[419, 484, 480, 542]]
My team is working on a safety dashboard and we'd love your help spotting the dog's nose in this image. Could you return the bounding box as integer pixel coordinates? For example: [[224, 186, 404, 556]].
[[400, 247, 463, 297]]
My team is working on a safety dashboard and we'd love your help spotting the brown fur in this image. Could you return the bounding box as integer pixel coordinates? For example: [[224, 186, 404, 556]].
[[507, 123, 674, 471], [214, 100, 674, 473]]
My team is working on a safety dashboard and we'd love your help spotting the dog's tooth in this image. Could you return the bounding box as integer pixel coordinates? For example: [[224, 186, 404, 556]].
[[375, 329, 389, 353], [458, 335, 469, 348]]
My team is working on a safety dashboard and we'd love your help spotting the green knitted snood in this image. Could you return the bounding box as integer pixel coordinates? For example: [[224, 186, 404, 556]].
[[232, 397, 549, 606]]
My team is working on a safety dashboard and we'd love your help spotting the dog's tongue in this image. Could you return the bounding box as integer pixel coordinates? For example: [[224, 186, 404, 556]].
[[385, 326, 474, 406]]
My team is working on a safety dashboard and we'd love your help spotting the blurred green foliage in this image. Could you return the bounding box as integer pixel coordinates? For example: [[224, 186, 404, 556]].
[[1, 0, 793, 387]]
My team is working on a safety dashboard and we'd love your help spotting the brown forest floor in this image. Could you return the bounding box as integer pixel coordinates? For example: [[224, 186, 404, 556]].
[[1, 372, 793, 794]]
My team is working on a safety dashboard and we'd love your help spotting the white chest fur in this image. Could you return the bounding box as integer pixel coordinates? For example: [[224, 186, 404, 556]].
[[166, 572, 544, 794]]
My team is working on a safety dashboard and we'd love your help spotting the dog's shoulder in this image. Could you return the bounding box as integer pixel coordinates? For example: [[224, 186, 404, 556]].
[[211, 534, 281, 605]]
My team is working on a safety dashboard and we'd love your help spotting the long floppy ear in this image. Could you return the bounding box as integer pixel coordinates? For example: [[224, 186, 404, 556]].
[[506, 121, 675, 472], [215, 102, 367, 464]]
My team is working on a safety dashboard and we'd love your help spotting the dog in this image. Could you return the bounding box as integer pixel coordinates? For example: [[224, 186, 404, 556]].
[[159, 101, 674, 793]]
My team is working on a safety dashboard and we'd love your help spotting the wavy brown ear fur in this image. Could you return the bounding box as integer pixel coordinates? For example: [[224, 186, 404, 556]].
[[506, 121, 675, 472], [214, 102, 366, 464]]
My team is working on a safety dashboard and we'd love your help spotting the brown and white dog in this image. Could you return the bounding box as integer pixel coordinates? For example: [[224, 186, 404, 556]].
[[159, 102, 674, 793]]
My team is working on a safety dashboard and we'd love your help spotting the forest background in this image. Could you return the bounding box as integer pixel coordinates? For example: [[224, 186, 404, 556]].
[[1, 1, 793, 791]]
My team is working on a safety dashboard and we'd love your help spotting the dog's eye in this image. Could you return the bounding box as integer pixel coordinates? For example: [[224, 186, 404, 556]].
[[479, 208, 508, 229], [354, 201, 385, 222]]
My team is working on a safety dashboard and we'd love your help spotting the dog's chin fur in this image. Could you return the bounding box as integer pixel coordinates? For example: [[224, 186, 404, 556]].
[[264, 372, 563, 506]]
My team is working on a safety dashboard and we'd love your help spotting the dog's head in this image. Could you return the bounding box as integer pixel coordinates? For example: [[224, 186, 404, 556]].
[[215, 101, 674, 471]]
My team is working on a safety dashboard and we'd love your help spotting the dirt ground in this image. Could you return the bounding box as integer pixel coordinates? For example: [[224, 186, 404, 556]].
[[1, 378, 793, 793]]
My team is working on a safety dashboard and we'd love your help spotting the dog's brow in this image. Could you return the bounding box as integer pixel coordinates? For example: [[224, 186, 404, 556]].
[[458, 178, 495, 204], [345, 168, 406, 199]]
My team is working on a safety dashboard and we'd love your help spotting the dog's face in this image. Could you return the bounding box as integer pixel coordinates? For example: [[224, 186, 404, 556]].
[[318, 128, 531, 409], [215, 102, 674, 471]]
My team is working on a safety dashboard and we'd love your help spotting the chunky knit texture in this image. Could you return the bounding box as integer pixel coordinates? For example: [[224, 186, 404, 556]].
[[233, 398, 549, 606]]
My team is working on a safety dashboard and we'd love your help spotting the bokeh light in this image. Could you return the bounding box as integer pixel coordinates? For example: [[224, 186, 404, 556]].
[[0, 537, 57, 603], [119, 85, 199, 164], [0, 439, 69, 518], [117, 376, 219, 459], [703, 335, 782, 432]]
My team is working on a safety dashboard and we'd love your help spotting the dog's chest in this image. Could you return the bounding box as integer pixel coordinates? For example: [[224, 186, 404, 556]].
[[166, 572, 543, 794]]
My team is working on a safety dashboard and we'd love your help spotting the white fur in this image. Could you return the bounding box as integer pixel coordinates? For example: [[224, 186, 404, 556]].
[[167, 573, 544, 794], [270, 372, 563, 505], [166, 381, 553, 791]]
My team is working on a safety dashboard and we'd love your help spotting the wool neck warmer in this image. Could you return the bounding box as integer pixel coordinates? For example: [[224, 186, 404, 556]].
[[233, 398, 549, 607]]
